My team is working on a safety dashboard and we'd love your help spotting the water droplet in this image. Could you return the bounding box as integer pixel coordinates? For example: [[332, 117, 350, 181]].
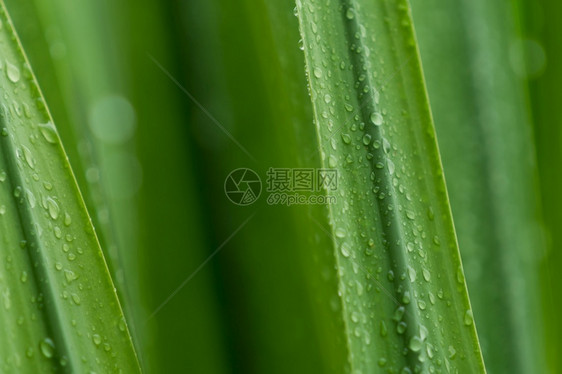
[[356, 281, 364, 295], [324, 94, 332, 103], [406, 211, 415, 220], [64, 270, 77, 283], [340, 243, 351, 257], [422, 268, 431, 282], [456, 267, 464, 284], [407, 266, 416, 282], [433, 235, 441, 245], [380, 320, 387, 337], [329, 155, 337, 168], [464, 310, 474, 326], [387, 159, 395, 175], [39, 338, 55, 358], [362, 134, 372, 145], [397, 321, 407, 334], [46, 198, 60, 220], [341, 134, 351, 144], [344, 103, 354, 112], [448, 345, 457, 359], [26, 189, 36, 208], [393, 306, 405, 321], [427, 206, 435, 220], [335, 227, 347, 238], [92, 334, 102, 345], [118, 318, 127, 332], [6, 61, 20, 83], [420, 324, 429, 341], [313, 67, 323, 78], [71, 293, 81, 305], [409, 336, 423, 352], [64, 213, 72, 226], [382, 138, 391, 154], [346, 8, 355, 19], [22, 146, 35, 169], [402, 291, 411, 304], [387, 270, 395, 281], [38, 122, 58, 144], [370, 112, 383, 126]]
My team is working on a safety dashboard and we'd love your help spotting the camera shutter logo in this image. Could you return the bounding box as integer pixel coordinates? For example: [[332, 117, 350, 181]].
[[224, 168, 262, 206]]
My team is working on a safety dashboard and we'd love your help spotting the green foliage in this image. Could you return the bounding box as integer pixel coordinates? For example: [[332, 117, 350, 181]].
[[0, 0, 559, 372], [0, 2, 139, 372], [295, 0, 485, 372], [522, 0, 562, 371], [411, 0, 547, 372]]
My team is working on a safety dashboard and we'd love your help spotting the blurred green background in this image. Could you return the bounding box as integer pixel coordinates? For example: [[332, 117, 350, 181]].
[[4, 0, 560, 372]]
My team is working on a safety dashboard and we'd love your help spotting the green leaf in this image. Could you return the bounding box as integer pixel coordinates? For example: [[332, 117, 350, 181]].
[[411, 0, 548, 373], [0, 3, 140, 372], [522, 0, 562, 371], [174, 0, 355, 371], [295, 0, 485, 371]]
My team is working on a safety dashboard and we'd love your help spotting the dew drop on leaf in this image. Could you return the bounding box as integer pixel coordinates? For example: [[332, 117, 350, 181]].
[[387, 159, 395, 175], [409, 336, 423, 352], [340, 243, 351, 257], [6, 60, 20, 83], [335, 227, 347, 238], [464, 309, 474, 326], [38, 122, 58, 144], [362, 134, 372, 145], [39, 338, 55, 358], [313, 67, 323, 78], [370, 112, 383, 126], [46, 197, 60, 220]]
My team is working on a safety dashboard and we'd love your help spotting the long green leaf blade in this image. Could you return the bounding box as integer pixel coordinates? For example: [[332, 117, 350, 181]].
[[296, 0, 485, 372], [0, 3, 139, 372], [522, 0, 562, 371], [411, 1, 547, 372]]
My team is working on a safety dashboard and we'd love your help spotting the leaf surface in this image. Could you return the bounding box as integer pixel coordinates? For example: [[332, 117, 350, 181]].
[[296, 0, 486, 371], [0, 3, 140, 372], [411, 0, 547, 372]]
